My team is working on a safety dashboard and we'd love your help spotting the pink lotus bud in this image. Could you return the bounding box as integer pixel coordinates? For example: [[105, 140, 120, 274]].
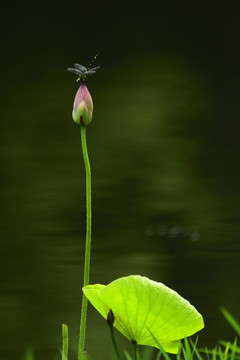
[[72, 81, 93, 125]]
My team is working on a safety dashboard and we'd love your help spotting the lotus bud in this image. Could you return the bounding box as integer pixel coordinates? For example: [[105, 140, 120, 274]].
[[72, 81, 93, 125], [107, 309, 115, 325]]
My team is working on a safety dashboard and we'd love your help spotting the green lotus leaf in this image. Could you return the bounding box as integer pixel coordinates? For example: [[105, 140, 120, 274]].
[[83, 275, 204, 354]]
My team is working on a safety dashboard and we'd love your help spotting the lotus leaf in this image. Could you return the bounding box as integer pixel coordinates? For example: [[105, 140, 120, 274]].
[[83, 275, 204, 354]]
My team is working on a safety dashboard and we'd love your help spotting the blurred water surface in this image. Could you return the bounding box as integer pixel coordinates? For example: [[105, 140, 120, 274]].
[[1, 55, 240, 360]]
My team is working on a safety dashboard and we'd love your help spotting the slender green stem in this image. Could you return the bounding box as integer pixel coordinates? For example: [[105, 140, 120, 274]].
[[108, 323, 122, 360], [78, 125, 92, 360], [62, 324, 68, 360], [132, 341, 138, 360]]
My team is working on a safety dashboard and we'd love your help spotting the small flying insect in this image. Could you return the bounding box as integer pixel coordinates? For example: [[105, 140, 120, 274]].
[[67, 54, 100, 82]]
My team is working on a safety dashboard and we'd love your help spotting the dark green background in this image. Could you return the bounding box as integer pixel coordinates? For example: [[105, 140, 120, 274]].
[[1, 2, 240, 359]]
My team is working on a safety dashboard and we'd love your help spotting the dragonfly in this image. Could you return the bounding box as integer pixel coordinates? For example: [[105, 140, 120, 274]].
[[67, 54, 100, 82]]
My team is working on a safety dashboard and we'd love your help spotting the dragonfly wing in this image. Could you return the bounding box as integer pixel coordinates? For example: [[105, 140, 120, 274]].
[[86, 70, 96, 74], [74, 64, 87, 72], [89, 66, 100, 71], [67, 68, 83, 76]]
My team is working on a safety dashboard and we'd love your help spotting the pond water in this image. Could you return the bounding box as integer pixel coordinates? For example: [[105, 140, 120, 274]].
[[1, 56, 240, 360]]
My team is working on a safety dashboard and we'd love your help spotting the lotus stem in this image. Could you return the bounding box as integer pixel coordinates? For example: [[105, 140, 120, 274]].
[[78, 125, 92, 360], [132, 340, 137, 360], [107, 322, 122, 360]]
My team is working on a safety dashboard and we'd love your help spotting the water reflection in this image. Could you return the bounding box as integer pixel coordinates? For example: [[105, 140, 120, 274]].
[[146, 224, 201, 241]]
